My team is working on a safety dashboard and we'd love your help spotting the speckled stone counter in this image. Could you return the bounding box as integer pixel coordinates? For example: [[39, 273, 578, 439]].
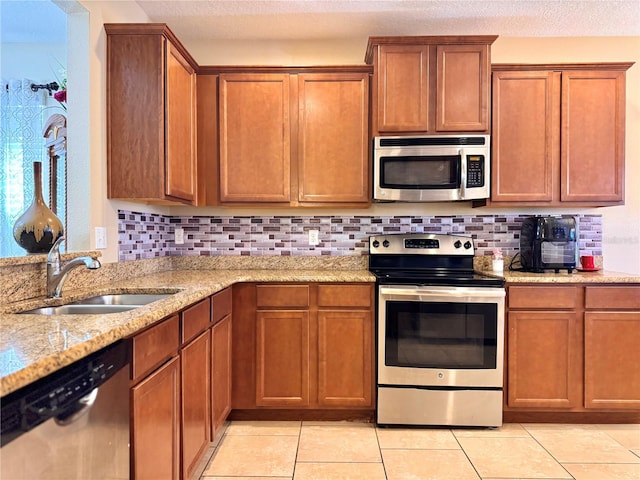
[[0, 268, 374, 397], [2, 255, 639, 398], [483, 268, 640, 284]]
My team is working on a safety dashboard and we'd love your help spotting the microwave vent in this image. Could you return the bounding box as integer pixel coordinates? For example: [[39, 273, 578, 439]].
[[378, 136, 487, 147]]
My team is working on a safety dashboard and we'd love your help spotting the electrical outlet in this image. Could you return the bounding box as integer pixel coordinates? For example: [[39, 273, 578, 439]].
[[308, 229, 320, 246], [95, 227, 107, 249], [175, 227, 185, 245]]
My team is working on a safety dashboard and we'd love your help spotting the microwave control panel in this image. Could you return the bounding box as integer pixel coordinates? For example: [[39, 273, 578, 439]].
[[466, 155, 485, 187]]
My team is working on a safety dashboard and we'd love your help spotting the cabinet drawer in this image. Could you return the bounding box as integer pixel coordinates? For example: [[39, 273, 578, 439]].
[[585, 286, 640, 310], [182, 298, 211, 344], [133, 315, 180, 381], [212, 288, 232, 324], [256, 285, 309, 308], [508, 286, 579, 309], [318, 284, 372, 308]]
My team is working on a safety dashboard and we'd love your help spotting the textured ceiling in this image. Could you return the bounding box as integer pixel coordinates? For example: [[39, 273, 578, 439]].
[[135, 0, 640, 41]]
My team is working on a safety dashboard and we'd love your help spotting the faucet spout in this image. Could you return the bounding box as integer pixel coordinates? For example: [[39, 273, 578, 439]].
[[46, 236, 101, 298]]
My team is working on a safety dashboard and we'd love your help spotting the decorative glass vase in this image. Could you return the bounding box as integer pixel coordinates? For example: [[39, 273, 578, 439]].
[[13, 161, 64, 254]]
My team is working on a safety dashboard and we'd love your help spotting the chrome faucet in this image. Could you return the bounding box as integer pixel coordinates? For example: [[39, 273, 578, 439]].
[[47, 236, 101, 298]]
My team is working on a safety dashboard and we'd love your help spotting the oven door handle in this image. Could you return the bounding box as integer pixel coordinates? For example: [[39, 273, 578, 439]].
[[378, 285, 505, 300]]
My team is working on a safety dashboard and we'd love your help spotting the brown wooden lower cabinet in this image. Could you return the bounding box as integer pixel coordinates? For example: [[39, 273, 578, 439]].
[[131, 297, 220, 480], [131, 356, 181, 480], [211, 313, 233, 439], [256, 310, 311, 406], [507, 311, 581, 409], [317, 310, 373, 407], [181, 331, 211, 480], [131, 315, 181, 480], [584, 311, 640, 409], [505, 283, 640, 421], [233, 282, 375, 413]]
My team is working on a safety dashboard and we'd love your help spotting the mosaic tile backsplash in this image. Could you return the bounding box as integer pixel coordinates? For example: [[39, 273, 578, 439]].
[[118, 211, 602, 262]]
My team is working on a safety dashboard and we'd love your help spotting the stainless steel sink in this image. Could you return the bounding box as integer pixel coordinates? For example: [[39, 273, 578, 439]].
[[21, 304, 139, 315], [71, 294, 172, 306], [19, 293, 173, 315]]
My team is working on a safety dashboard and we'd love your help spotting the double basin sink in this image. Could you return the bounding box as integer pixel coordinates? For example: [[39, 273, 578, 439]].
[[20, 294, 173, 315]]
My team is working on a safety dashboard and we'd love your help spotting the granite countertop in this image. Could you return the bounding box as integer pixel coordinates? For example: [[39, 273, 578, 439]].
[[486, 268, 640, 283], [2, 264, 639, 398], [0, 269, 375, 397]]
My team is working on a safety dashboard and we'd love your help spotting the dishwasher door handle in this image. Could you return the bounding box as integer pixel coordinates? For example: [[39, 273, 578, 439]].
[[54, 388, 98, 426]]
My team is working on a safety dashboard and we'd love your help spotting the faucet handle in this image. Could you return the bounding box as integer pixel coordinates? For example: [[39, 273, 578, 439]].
[[47, 235, 66, 268]]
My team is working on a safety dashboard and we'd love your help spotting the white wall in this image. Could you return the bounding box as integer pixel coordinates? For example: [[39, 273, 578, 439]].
[[76, 5, 639, 273], [490, 37, 640, 275], [76, 0, 154, 260]]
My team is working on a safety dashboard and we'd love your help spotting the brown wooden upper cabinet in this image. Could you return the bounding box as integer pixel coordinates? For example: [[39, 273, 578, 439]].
[[215, 68, 371, 206], [488, 63, 633, 207], [365, 36, 497, 136], [106, 24, 197, 205]]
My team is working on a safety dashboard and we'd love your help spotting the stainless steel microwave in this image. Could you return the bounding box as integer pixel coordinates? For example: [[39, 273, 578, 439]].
[[373, 135, 491, 202]]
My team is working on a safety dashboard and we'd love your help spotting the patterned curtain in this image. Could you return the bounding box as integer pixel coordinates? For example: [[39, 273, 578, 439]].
[[0, 79, 47, 257]]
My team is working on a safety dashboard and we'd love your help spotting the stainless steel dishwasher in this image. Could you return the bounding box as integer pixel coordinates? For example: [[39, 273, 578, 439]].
[[1, 340, 130, 479]]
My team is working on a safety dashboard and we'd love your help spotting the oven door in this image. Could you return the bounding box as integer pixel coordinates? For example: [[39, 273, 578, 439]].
[[378, 285, 505, 388]]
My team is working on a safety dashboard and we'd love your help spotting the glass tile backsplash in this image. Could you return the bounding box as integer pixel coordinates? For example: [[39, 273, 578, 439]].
[[118, 211, 602, 262]]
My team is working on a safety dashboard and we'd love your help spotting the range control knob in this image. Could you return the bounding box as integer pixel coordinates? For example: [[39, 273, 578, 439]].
[[454, 240, 462, 249], [464, 241, 472, 249], [382, 240, 390, 248], [372, 240, 380, 248]]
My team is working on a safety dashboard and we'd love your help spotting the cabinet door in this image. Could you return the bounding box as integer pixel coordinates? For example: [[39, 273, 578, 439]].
[[317, 310, 373, 407], [297, 74, 370, 204], [507, 311, 581, 409], [584, 312, 640, 409], [166, 42, 196, 202], [256, 310, 310, 406], [436, 44, 490, 132], [212, 314, 232, 439], [219, 74, 291, 203], [491, 71, 560, 203], [196, 74, 219, 206], [132, 356, 180, 480], [561, 70, 625, 203], [107, 33, 165, 200], [231, 283, 257, 409], [181, 332, 211, 480], [375, 45, 429, 133]]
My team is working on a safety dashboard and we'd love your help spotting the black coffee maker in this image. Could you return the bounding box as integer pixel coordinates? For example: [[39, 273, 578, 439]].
[[519, 216, 579, 273]]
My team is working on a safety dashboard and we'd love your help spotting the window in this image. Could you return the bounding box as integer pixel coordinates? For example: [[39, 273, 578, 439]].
[[0, 1, 67, 257]]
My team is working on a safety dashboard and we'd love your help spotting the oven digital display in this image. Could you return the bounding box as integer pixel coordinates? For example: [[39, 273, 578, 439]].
[[405, 238, 439, 249]]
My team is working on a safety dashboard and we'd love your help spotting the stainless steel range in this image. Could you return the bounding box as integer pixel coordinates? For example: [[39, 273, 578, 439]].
[[369, 233, 506, 427]]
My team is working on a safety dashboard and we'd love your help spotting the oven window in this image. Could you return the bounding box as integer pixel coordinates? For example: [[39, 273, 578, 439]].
[[380, 156, 460, 189], [385, 301, 497, 369]]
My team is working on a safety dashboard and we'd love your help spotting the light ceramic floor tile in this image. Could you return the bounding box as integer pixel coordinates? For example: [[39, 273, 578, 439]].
[[297, 424, 381, 463], [382, 449, 480, 480], [225, 420, 302, 436], [597, 424, 640, 450], [293, 462, 386, 480], [525, 424, 640, 464], [203, 435, 298, 477], [456, 436, 572, 479], [302, 420, 374, 427], [376, 427, 460, 449], [203, 477, 291, 480], [452, 423, 531, 438], [633, 449, 640, 458], [563, 463, 640, 480]]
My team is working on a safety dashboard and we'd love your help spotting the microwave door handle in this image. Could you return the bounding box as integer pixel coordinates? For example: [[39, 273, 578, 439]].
[[459, 149, 466, 199]]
